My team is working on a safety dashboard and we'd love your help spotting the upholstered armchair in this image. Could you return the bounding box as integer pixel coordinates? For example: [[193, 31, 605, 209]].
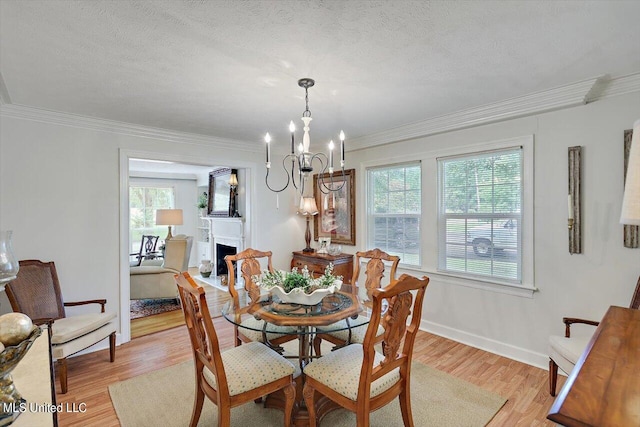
[[548, 276, 640, 396], [130, 235, 193, 300]]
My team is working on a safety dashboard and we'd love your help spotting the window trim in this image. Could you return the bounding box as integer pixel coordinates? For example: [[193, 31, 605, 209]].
[[436, 135, 534, 289]]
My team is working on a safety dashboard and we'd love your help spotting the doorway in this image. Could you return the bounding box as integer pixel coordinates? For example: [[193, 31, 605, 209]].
[[119, 149, 255, 343]]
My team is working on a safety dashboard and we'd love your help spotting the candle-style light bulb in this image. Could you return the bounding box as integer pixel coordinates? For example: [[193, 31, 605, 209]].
[[328, 140, 335, 172], [289, 121, 295, 154], [298, 142, 304, 153], [265, 133, 271, 167], [339, 130, 345, 165]]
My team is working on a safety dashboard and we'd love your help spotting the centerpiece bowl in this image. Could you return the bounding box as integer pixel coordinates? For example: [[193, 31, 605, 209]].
[[254, 263, 343, 306], [269, 282, 341, 305]]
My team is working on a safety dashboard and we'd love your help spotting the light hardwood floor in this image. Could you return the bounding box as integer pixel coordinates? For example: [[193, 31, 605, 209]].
[[55, 317, 562, 426]]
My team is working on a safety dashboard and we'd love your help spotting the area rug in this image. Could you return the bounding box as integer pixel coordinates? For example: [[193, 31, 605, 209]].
[[129, 298, 181, 319], [109, 359, 506, 427]]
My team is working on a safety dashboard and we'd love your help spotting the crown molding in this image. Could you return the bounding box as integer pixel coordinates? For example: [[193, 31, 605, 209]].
[[347, 77, 602, 151], [0, 103, 258, 152], [590, 72, 640, 101]]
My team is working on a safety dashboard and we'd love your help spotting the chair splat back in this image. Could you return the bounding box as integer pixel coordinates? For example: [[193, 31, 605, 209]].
[[175, 272, 228, 393], [363, 274, 429, 383], [225, 248, 273, 306], [6, 260, 66, 320], [353, 248, 400, 300]]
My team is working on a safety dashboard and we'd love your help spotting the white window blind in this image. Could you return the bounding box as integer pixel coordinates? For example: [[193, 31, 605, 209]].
[[368, 163, 421, 266], [438, 148, 523, 283]]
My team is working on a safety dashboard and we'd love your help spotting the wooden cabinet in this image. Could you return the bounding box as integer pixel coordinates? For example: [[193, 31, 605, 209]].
[[291, 251, 353, 285]]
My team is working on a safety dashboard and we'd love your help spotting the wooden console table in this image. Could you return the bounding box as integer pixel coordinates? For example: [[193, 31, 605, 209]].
[[291, 251, 353, 285], [547, 306, 640, 426]]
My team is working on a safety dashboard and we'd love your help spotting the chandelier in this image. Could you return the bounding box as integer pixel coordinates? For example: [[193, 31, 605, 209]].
[[264, 78, 346, 203]]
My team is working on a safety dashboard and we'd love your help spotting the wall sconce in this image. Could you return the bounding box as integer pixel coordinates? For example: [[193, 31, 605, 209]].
[[622, 124, 639, 248], [568, 146, 582, 254], [228, 170, 241, 218]]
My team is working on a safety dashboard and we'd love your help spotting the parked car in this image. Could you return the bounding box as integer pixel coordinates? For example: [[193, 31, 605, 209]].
[[467, 219, 518, 257]]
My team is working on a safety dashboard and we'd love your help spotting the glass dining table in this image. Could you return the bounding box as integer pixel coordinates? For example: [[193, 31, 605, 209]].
[[221, 290, 374, 425], [221, 290, 371, 370]]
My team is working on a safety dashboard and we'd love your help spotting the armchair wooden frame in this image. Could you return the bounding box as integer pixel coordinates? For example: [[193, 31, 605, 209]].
[[303, 274, 429, 427], [175, 272, 295, 427], [6, 259, 116, 394], [549, 275, 640, 396], [224, 248, 295, 348], [313, 248, 400, 354]]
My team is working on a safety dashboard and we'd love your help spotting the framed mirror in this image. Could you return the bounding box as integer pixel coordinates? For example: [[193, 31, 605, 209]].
[[208, 168, 232, 217]]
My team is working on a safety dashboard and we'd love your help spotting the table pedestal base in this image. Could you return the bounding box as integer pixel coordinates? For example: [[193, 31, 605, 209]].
[[264, 376, 343, 426]]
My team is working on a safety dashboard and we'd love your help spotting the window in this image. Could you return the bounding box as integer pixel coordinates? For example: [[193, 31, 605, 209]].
[[129, 186, 175, 251], [438, 147, 523, 283], [368, 163, 421, 266]]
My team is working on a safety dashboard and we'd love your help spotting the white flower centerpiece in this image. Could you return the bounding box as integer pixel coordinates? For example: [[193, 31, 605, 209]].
[[253, 264, 343, 306]]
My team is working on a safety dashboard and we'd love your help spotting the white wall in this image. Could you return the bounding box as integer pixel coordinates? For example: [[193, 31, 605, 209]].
[[349, 92, 640, 368], [2, 92, 638, 367], [0, 116, 303, 338]]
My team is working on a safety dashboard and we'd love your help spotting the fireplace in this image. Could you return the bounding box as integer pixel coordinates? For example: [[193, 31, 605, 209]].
[[216, 243, 237, 276]]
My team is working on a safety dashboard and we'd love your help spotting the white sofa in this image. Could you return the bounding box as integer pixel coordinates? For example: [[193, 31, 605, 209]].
[[130, 235, 193, 300]]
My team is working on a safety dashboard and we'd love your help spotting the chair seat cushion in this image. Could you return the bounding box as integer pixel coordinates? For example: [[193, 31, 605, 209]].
[[130, 266, 177, 275], [304, 343, 400, 401], [52, 312, 117, 344], [202, 341, 295, 396], [239, 316, 297, 343], [319, 316, 384, 344], [52, 321, 117, 359], [549, 334, 592, 375]]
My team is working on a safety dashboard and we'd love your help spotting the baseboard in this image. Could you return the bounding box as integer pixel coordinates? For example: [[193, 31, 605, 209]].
[[419, 319, 549, 371]]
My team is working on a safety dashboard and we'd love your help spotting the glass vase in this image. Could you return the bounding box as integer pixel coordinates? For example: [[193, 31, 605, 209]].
[[0, 230, 19, 291]]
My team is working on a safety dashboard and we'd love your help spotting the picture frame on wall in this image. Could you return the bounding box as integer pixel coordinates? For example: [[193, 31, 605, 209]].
[[313, 168, 356, 245], [207, 168, 232, 217]]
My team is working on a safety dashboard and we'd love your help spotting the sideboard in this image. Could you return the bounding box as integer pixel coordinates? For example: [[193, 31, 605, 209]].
[[291, 251, 354, 285]]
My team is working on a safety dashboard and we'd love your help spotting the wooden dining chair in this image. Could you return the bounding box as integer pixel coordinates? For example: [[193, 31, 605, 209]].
[[313, 248, 400, 355], [129, 234, 160, 267], [6, 259, 117, 394], [303, 273, 429, 427], [174, 272, 296, 427], [225, 248, 297, 347]]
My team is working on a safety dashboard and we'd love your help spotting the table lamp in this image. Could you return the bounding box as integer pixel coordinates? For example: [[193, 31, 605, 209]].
[[156, 209, 183, 240], [298, 197, 319, 252], [621, 119, 640, 225]]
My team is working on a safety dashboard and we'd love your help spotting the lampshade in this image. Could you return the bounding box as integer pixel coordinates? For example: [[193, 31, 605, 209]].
[[229, 173, 238, 187], [155, 209, 183, 226], [298, 197, 319, 216], [621, 119, 640, 225]]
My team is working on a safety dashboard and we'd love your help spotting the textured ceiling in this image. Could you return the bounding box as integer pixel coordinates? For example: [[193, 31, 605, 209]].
[[1, 0, 639, 148]]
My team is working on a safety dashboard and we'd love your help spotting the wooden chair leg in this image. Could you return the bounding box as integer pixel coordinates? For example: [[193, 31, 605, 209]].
[[549, 358, 559, 397], [189, 385, 205, 427], [399, 383, 414, 427], [313, 335, 323, 357], [217, 406, 231, 427], [58, 357, 68, 394], [283, 382, 295, 427], [109, 332, 116, 362], [303, 382, 317, 427]]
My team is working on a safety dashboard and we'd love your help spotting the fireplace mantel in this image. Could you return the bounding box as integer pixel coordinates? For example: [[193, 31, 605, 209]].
[[201, 217, 245, 278]]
